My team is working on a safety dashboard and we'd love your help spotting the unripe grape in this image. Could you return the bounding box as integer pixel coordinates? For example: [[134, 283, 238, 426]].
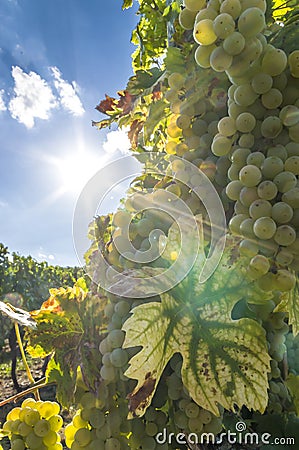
[[239, 165, 262, 187], [262, 48, 287, 76], [179, 8, 197, 29], [193, 19, 217, 45], [237, 7, 265, 38], [253, 217, 277, 239]]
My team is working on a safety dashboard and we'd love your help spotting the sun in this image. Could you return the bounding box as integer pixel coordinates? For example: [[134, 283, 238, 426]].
[[53, 148, 110, 196]]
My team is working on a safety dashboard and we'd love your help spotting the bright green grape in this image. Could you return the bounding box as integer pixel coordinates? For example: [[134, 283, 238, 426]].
[[218, 116, 237, 136], [194, 44, 216, 68], [193, 18, 217, 45], [34, 419, 51, 437], [234, 83, 258, 106], [253, 217, 277, 239], [211, 135, 233, 155], [236, 112, 256, 132], [239, 164, 262, 187], [261, 88, 283, 109], [257, 180, 278, 200], [226, 180, 243, 200]]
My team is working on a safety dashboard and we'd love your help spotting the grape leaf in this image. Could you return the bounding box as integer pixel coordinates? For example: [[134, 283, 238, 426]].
[[164, 47, 186, 74], [285, 374, 299, 415], [122, 245, 271, 417], [122, 0, 133, 9], [274, 279, 299, 336]]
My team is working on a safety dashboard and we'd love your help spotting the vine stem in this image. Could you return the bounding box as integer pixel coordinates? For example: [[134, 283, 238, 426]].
[[14, 321, 40, 401], [0, 379, 50, 408]]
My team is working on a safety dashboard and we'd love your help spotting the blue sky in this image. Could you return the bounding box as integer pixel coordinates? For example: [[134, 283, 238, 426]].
[[0, 0, 139, 266]]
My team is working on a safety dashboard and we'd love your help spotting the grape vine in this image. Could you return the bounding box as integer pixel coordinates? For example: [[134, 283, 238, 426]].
[[1, 0, 299, 449]]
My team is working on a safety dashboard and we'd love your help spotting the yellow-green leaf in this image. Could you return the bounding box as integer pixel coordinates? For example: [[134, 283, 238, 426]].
[[286, 373, 299, 415], [123, 246, 271, 417]]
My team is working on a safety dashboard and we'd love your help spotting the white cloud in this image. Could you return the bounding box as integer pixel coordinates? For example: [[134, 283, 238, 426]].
[[103, 128, 131, 155], [50, 66, 85, 116], [0, 89, 6, 111], [8, 66, 57, 128]]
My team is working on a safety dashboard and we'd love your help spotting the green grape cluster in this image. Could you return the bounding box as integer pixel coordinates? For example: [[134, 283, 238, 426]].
[[2, 398, 63, 450], [285, 331, 299, 374], [181, 0, 299, 289]]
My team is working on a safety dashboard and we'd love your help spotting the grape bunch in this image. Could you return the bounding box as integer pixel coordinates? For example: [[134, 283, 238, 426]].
[[1, 398, 63, 450], [286, 331, 299, 374], [177, 0, 299, 290]]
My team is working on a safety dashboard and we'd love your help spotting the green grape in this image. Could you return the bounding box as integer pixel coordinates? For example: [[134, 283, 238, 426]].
[[257, 180, 278, 200], [231, 147, 251, 167], [239, 132, 255, 147], [251, 72, 273, 94], [213, 13, 235, 39], [104, 437, 121, 450], [240, 217, 255, 238], [236, 112, 256, 132], [274, 225, 296, 246], [267, 144, 287, 161], [249, 199, 272, 219], [218, 116, 237, 136], [282, 188, 299, 208], [239, 164, 262, 187], [185, 0, 206, 11], [188, 417, 203, 433], [234, 83, 258, 106], [284, 156, 299, 175], [273, 171, 297, 193], [211, 134, 232, 155], [257, 272, 276, 291], [25, 432, 44, 449], [253, 217, 277, 239], [145, 422, 158, 436], [239, 238, 259, 256], [20, 409, 37, 428], [195, 44, 216, 68], [210, 46, 233, 72], [193, 19, 217, 45], [261, 88, 283, 109], [261, 47, 287, 76], [226, 180, 243, 200], [271, 202, 293, 224], [261, 156, 284, 179], [34, 419, 51, 437], [100, 365, 116, 382], [113, 211, 131, 228], [275, 270, 296, 291], [179, 8, 197, 30], [196, 7, 218, 21], [276, 249, 293, 266], [43, 430, 58, 446], [7, 408, 22, 421], [185, 402, 200, 418], [237, 7, 265, 38], [246, 151, 265, 167], [48, 415, 63, 432], [198, 409, 213, 424], [239, 186, 259, 206], [261, 116, 283, 138], [109, 348, 128, 367], [139, 436, 156, 450], [220, 0, 241, 19], [107, 329, 125, 348], [176, 114, 191, 129], [289, 123, 299, 142], [229, 213, 249, 234], [279, 105, 299, 127], [17, 421, 32, 437], [74, 428, 92, 446], [249, 255, 270, 275], [11, 439, 25, 450], [38, 401, 60, 418], [288, 50, 299, 78], [168, 72, 185, 90]]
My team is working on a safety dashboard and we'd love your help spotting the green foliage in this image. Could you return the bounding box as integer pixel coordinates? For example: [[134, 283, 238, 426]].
[[123, 241, 271, 417]]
